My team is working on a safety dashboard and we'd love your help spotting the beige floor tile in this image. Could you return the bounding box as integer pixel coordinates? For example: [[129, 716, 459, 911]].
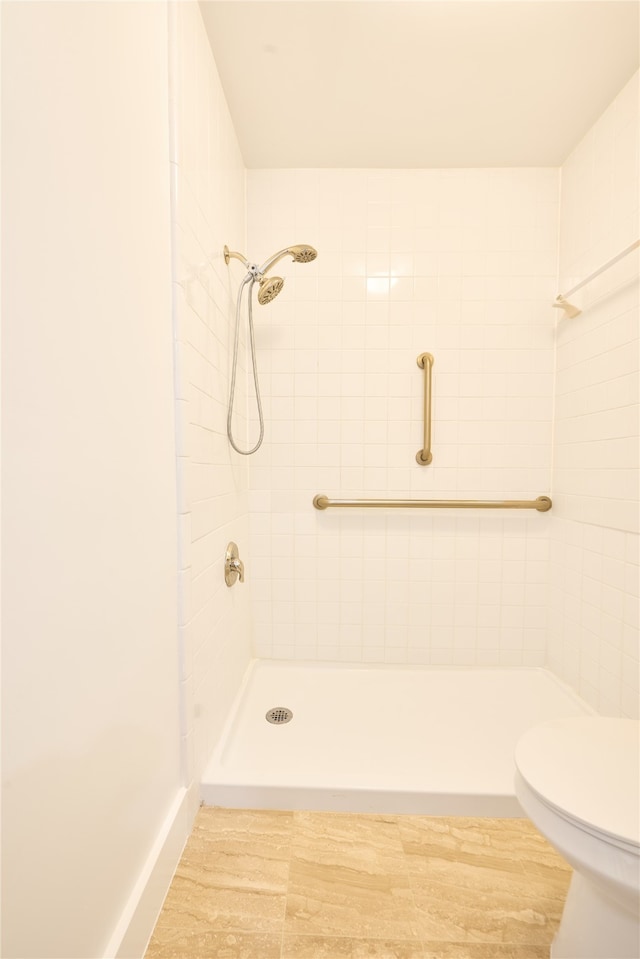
[[178, 839, 291, 894], [151, 806, 293, 938], [515, 825, 572, 889], [399, 818, 535, 876], [285, 857, 421, 939], [422, 944, 549, 959], [414, 858, 556, 902], [193, 806, 294, 837], [291, 811, 405, 868], [400, 824, 526, 901], [411, 873, 563, 945], [400, 816, 570, 903], [285, 810, 416, 938], [519, 864, 572, 902], [186, 808, 294, 865], [145, 929, 282, 958], [500, 821, 570, 870], [282, 934, 426, 958], [145, 809, 570, 956], [153, 873, 287, 934], [513, 861, 571, 903]]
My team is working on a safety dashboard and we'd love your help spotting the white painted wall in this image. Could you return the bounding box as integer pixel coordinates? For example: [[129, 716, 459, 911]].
[[549, 71, 639, 717], [246, 168, 558, 665], [170, 2, 251, 787], [1, 4, 184, 956]]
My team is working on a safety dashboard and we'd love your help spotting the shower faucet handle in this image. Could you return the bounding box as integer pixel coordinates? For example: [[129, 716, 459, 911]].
[[225, 542, 245, 586]]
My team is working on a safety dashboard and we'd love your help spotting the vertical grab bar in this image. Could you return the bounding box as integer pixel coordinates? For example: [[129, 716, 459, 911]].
[[416, 352, 434, 465]]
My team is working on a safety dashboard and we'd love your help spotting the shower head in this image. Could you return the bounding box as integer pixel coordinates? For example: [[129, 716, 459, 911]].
[[257, 274, 285, 305], [289, 244, 317, 263], [259, 244, 318, 274], [224, 242, 317, 305]]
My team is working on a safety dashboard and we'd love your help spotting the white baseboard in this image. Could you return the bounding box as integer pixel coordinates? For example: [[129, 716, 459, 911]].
[[103, 783, 199, 959]]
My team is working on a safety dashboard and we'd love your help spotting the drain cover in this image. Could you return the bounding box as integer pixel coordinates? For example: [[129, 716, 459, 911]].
[[266, 706, 293, 724]]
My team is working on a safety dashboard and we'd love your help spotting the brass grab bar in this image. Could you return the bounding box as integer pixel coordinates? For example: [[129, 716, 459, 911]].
[[313, 495, 552, 512], [416, 352, 434, 465]]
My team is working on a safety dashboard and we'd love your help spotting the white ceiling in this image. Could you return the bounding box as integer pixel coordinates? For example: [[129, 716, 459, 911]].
[[199, 1, 639, 168]]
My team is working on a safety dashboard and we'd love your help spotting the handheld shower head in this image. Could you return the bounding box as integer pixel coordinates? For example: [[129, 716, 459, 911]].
[[259, 244, 318, 274], [225, 240, 318, 455], [257, 275, 284, 305], [288, 244, 317, 263]]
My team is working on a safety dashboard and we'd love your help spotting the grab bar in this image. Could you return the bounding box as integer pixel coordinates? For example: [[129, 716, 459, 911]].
[[313, 495, 552, 511], [416, 352, 434, 465], [553, 239, 639, 319]]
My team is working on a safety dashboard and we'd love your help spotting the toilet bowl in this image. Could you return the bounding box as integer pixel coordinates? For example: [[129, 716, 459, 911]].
[[515, 717, 640, 959]]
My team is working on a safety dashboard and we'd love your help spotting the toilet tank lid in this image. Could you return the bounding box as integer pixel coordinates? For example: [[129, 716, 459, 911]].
[[515, 717, 640, 846]]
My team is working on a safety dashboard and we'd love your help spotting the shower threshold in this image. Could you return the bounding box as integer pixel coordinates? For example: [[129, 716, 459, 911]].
[[201, 660, 593, 817]]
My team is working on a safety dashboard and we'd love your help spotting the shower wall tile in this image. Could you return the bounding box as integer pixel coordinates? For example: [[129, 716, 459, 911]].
[[246, 168, 559, 665], [549, 523, 639, 717], [549, 71, 639, 717], [171, 2, 251, 784]]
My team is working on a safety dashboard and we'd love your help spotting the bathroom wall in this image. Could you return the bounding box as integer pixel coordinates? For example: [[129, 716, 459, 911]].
[[246, 169, 559, 665], [549, 71, 639, 717], [170, 2, 252, 783], [2, 3, 183, 956]]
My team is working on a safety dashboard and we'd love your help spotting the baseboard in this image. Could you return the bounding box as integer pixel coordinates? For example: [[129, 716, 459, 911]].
[[103, 783, 199, 959]]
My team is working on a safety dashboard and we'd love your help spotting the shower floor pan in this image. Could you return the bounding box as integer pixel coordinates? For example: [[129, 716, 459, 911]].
[[201, 660, 593, 817]]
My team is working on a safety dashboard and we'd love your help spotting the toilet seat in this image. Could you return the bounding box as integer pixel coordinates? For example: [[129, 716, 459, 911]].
[[515, 717, 640, 849]]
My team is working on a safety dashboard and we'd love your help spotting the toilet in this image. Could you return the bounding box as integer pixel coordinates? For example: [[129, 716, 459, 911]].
[[515, 717, 640, 959]]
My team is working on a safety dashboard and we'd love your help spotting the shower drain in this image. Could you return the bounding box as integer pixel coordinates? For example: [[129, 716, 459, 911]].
[[265, 706, 293, 724]]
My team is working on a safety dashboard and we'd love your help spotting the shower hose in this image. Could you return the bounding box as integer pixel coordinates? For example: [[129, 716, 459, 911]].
[[227, 272, 265, 455]]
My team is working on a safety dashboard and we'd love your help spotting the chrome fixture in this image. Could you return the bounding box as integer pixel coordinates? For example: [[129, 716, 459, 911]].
[[313, 495, 552, 511], [265, 707, 293, 724], [224, 243, 318, 455], [224, 542, 245, 586], [416, 352, 434, 465]]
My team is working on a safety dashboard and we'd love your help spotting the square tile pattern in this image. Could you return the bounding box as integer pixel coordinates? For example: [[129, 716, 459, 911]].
[[145, 809, 571, 959]]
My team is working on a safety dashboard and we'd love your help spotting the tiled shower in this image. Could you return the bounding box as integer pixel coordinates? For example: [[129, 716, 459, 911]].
[[172, 2, 638, 791], [246, 166, 557, 668]]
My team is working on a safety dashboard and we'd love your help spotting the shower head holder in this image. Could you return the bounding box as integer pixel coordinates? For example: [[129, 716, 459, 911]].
[[223, 245, 250, 268]]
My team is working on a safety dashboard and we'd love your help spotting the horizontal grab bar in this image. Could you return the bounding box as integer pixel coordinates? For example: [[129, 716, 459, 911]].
[[558, 239, 639, 301], [313, 495, 552, 512], [553, 239, 639, 318]]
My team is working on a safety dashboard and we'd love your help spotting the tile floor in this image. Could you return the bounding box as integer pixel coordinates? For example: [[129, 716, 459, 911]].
[[145, 808, 571, 959]]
